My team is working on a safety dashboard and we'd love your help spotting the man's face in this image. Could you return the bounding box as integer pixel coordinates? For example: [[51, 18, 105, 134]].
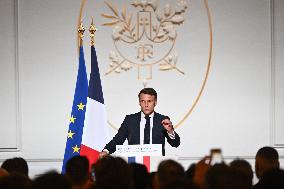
[[139, 93, 157, 115]]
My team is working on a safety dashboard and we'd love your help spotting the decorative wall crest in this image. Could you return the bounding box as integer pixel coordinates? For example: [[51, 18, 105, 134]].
[[101, 0, 188, 85]]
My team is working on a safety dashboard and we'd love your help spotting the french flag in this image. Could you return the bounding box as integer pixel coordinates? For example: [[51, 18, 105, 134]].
[[128, 156, 151, 172], [80, 46, 109, 165]]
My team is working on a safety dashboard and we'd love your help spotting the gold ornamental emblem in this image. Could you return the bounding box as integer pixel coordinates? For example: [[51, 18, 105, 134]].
[[102, 0, 188, 85]]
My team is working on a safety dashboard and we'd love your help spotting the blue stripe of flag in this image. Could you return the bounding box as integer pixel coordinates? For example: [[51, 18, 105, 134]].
[[88, 46, 104, 104], [128, 157, 136, 163]]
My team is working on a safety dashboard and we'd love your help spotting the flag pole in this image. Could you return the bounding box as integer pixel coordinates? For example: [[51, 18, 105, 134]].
[[77, 0, 86, 53], [78, 22, 85, 47], [89, 18, 97, 47]]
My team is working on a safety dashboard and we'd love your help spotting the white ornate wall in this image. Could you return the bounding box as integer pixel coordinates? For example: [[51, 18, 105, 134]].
[[0, 0, 283, 179]]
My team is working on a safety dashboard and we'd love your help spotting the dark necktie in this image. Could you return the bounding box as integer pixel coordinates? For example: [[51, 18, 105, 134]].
[[144, 115, 150, 144]]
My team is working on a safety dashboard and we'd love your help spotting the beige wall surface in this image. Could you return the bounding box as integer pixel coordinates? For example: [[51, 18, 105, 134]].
[[0, 0, 283, 178]]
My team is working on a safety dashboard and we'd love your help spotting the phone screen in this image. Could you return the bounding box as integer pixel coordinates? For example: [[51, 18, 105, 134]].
[[210, 149, 223, 165]]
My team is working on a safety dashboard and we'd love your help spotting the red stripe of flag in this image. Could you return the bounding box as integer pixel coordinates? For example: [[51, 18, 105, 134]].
[[80, 144, 100, 166], [143, 156, 150, 172]]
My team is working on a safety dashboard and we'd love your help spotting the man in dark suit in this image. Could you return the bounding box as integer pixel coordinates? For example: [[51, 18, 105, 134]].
[[100, 88, 180, 157]]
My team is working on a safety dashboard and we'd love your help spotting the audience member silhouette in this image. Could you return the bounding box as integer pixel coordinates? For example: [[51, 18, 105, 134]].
[[185, 163, 196, 181], [256, 168, 284, 189], [91, 156, 133, 189], [65, 155, 92, 189], [0, 172, 31, 189], [156, 159, 185, 189], [230, 159, 253, 187], [205, 163, 252, 189], [149, 171, 157, 189], [254, 146, 279, 189], [1, 157, 29, 177], [32, 171, 71, 189], [130, 163, 150, 189]]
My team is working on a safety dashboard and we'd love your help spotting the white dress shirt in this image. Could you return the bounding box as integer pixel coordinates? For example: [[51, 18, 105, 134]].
[[140, 112, 175, 144]]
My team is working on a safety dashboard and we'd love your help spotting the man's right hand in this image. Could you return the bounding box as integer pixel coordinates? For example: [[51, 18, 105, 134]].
[[99, 151, 109, 159]]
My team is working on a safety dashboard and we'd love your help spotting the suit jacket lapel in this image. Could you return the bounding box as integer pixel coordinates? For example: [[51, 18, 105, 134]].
[[134, 112, 141, 143], [152, 112, 159, 137]]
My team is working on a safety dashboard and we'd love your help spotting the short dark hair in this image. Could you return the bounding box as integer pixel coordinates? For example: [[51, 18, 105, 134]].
[[157, 159, 184, 188], [256, 146, 279, 164], [1, 157, 29, 176], [230, 159, 253, 186], [255, 146, 280, 179], [65, 155, 89, 185], [32, 171, 71, 189], [138, 88, 157, 99], [93, 156, 133, 189]]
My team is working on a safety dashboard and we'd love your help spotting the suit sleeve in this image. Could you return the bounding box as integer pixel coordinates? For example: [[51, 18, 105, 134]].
[[163, 115, 180, 147], [165, 130, 180, 147], [104, 116, 129, 154]]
